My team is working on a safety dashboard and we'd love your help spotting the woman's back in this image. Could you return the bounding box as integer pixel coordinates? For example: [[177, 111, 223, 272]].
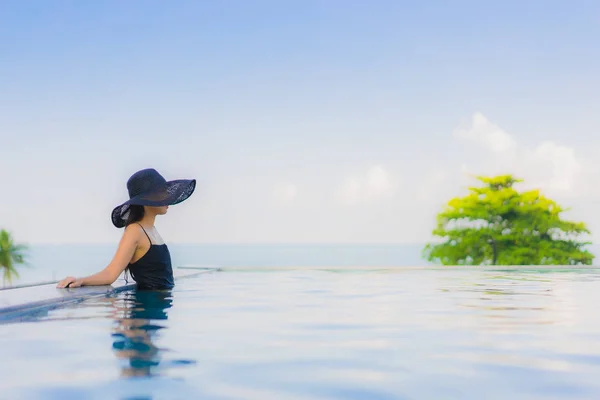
[[127, 224, 174, 290]]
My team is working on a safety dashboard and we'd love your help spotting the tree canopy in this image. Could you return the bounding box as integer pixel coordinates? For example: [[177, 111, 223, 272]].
[[423, 175, 594, 266]]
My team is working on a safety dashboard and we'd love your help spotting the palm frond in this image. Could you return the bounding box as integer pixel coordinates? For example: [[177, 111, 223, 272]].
[[0, 230, 28, 284]]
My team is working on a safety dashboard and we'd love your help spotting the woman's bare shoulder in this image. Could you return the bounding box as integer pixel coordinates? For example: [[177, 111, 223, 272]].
[[122, 224, 143, 242]]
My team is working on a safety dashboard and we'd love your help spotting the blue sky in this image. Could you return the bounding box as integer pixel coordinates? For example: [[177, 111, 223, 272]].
[[1, 1, 599, 245]]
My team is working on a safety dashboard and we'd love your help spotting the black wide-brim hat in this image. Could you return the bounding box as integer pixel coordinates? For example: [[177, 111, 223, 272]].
[[111, 168, 196, 228]]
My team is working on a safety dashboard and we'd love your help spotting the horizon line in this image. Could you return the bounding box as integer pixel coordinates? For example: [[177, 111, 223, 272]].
[[23, 241, 431, 246]]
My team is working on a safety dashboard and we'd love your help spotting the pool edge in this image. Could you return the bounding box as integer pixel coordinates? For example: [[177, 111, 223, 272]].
[[0, 268, 220, 322]]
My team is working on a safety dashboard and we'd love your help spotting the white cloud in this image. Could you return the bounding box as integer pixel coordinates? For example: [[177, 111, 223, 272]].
[[526, 142, 582, 193], [454, 112, 588, 197], [335, 165, 396, 206], [366, 165, 392, 196], [272, 182, 298, 206], [454, 112, 516, 153]]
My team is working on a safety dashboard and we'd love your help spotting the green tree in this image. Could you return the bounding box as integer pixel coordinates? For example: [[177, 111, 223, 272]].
[[0, 229, 28, 285], [423, 175, 594, 266]]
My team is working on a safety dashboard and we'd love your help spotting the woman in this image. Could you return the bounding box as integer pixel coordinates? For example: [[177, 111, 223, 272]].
[[57, 168, 196, 290]]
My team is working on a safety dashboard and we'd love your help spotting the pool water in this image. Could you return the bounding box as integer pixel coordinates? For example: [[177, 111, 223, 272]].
[[2, 267, 600, 399]]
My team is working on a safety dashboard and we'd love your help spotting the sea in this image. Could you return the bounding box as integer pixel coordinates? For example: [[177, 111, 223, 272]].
[[7, 244, 430, 287]]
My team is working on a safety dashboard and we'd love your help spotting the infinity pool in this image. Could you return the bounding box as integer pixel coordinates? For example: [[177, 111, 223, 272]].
[[2, 267, 600, 399]]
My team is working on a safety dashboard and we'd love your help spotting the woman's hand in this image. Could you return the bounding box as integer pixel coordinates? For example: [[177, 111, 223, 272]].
[[56, 276, 83, 288]]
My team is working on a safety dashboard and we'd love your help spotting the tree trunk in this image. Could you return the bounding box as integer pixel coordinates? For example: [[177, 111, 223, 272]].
[[488, 236, 497, 265]]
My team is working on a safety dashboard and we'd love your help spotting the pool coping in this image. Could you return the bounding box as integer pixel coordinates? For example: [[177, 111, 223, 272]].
[[215, 265, 600, 271], [0, 267, 220, 322]]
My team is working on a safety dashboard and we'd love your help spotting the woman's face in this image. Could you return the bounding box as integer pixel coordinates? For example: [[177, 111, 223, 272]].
[[146, 205, 169, 215]]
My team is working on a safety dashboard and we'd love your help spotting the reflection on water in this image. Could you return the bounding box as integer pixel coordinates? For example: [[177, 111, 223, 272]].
[[2, 268, 600, 399], [110, 290, 196, 378], [111, 290, 171, 377]]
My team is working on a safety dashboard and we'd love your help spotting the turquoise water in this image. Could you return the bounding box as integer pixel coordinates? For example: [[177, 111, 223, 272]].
[[11, 244, 428, 286], [2, 267, 600, 399]]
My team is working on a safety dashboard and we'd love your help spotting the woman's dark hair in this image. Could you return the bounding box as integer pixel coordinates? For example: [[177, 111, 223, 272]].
[[125, 205, 145, 226], [124, 205, 145, 284]]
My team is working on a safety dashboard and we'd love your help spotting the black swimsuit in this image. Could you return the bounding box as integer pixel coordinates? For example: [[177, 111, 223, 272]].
[[127, 224, 174, 290]]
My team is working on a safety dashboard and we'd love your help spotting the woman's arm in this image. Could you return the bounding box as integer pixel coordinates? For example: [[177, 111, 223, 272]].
[[57, 225, 139, 288]]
